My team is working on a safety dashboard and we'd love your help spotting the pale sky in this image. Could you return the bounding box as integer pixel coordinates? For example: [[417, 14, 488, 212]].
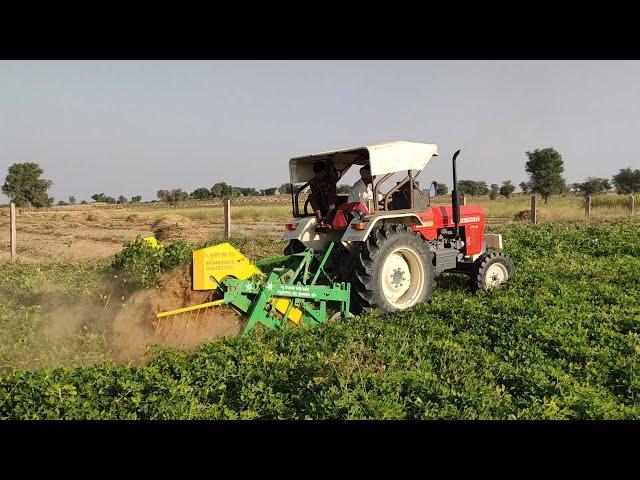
[[1, 60, 639, 202]]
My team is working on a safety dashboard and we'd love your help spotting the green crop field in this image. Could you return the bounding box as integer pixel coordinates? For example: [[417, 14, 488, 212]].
[[0, 219, 638, 419]]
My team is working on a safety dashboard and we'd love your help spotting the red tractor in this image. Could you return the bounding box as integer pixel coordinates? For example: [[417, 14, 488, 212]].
[[283, 141, 514, 313]]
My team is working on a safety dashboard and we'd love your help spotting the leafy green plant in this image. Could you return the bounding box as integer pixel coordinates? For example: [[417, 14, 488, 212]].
[[112, 237, 192, 288]]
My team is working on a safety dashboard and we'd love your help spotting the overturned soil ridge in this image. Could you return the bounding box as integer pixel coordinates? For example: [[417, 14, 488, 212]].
[[514, 208, 552, 222], [151, 215, 193, 242], [111, 265, 244, 362], [86, 211, 109, 222], [125, 213, 151, 223]]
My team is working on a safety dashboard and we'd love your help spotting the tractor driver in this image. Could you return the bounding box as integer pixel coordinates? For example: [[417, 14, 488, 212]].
[[308, 159, 340, 231], [348, 165, 374, 205], [348, 164, 383, 210]]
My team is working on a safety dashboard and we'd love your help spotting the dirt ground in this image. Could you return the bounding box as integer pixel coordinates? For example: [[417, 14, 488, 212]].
[[0, 209, 282, 264]]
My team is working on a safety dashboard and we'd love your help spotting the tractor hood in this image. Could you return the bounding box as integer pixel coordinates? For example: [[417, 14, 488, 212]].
[[288, 141, 439, 184]]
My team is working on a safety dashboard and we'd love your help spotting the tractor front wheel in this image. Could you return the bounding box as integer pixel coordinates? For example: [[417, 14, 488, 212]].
[[352, 224, 434, 313], [473, 252, 515, 291]]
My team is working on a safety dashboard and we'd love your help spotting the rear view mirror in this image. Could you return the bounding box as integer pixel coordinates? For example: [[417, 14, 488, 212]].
[[429, 182, 437, 197]]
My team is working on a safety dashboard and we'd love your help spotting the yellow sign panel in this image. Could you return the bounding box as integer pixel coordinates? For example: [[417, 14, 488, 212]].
[[192, 243, 263, 290]]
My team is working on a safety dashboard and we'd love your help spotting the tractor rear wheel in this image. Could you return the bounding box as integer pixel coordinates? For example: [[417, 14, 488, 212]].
[[351, 224, 434, 313], [472, 252, 515, 291]]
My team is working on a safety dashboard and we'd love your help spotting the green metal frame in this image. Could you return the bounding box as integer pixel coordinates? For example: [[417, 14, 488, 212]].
[[219, 243, 350, 334]]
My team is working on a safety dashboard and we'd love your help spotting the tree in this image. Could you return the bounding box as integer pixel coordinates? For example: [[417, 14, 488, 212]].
[[237, 187, 259, 197], [156, 190, 170, 202], [336, 184, 351, 194], [117, 195, 128, 204], [105, 196, 117, 204], [91, 193, 108, 203], [57, 200, 69, 206], [278, 183, 293, 194], [190, 187, 212, 200], [210, 182, 233, 199], [489, 184, 500, 200], [524, 148, 565, 203], [576, 177, 612, 196], [68, 196, 76, 205], [458, 180, 489, 196], [519, 181, 533, 194], [159, 189, 189, 205], [262, 187, 277, 196], [131, 195, 142, 203], [499, 181, 516, 199], [612, 168, 640, 194], [80, 200, 87, 205], [2, 162, 53, 208], [435, 183, 448, 196]]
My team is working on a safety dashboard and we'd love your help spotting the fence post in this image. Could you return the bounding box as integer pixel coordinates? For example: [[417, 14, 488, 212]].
[[224, 198, 231, 238], [530, 195, 537, 225], [585, 194, 592, 220], [461, 195, 467, 206], [631, 195, 636, 216], [10, 203, 17, 262]]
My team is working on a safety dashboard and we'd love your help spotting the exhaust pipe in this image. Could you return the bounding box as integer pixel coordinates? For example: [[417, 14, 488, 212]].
[[451, 149, 461, 238]]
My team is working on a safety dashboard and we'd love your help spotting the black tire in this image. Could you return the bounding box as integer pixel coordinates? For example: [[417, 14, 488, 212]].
[[472, 252, 515, 291], [351, 224, 434, 313], [284, 239, 306, 255]]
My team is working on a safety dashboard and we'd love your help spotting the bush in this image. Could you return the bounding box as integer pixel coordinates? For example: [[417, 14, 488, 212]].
[[112, 237, 192, 288]]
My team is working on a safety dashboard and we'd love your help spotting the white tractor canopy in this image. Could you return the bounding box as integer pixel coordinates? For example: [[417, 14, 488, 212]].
[[288, 141, 439, 184]]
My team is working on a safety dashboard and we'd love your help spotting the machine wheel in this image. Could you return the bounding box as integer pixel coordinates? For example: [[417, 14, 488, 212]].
[[351, 224, 434, 313], [284, 239, 306, 255], [473, 252, 515, 291]]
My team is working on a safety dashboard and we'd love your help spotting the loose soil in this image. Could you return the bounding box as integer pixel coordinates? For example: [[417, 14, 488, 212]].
[[111, 266, 245, 363]]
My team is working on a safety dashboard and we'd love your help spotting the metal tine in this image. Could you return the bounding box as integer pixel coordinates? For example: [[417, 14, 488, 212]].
[[193, 307, 200, 329], [155, 302, 218, 342], [206, 306, 213, 328], [156, 316, 169, 339], [179, 313, 188, 339], [166, 317, 175, 338], [196, 307, 203, 329], [201, 306, 208, 328], [179, 313, 187, 342], [157, 316, 169, 338], [172, 313, 183, 342]]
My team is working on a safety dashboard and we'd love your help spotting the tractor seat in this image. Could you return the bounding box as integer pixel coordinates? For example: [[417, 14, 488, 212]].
[[331, 201, 369, 230]]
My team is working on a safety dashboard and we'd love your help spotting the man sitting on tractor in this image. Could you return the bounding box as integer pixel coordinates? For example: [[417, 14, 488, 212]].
[[348, 164, 374, 205], [309, 159, 340, 231]]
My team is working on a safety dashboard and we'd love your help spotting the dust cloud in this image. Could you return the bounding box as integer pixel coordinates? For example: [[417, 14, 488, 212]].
[[40, 266, 245, 365]]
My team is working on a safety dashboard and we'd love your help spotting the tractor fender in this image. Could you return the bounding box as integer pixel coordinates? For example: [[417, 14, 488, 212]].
[[340, 213, 425, 243], [282, 216, 342, 251]]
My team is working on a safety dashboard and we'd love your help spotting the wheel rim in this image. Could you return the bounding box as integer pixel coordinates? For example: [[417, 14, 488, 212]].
[[380, 246, 425, 309], [485, 262, 508, 288]]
